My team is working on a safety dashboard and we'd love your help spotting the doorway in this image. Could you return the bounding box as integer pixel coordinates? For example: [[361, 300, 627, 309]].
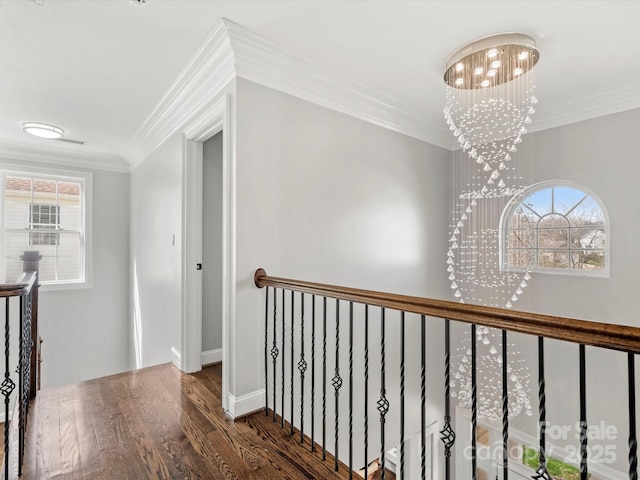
[[181, 93, 234, 415], [201, 133, 223, 366]]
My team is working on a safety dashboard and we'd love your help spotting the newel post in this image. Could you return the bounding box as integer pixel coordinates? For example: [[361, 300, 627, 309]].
[[21, 251, 41, 399]]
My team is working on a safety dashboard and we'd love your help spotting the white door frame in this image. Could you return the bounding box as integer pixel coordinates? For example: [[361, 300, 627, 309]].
[[181, 94, 235, 413]]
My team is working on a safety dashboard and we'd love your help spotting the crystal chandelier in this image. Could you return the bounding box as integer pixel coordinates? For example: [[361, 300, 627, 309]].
[[444, 34, 540, 421], [452, 328, 533, 422], [445, 33, 539, 308]]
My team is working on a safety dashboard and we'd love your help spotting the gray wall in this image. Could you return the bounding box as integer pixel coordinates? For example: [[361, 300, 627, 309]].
[[451, 108, 640, 475], [233, 78, 450, 466], [19, 165, 132, 388], [129, 132, 183, 369], [202, 131, 223, 353]]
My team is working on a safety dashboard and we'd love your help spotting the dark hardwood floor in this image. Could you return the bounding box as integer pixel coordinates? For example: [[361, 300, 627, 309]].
[[19, 363, 395, 479]]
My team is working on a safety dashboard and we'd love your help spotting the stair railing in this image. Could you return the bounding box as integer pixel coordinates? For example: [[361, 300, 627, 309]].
[[255, 268, 640, 480], [1, 251, 41, 480]]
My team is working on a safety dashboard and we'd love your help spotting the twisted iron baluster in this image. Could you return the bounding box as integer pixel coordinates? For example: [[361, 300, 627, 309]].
[[378, 308, 389, 480], [364, 305, 369, 480], [580, 344, 588, 480], [440, 319, 455, 480], [502, 330, 509, 480], [333, 299, 342, 471], [2, 298, 15, 480], [421, 315, 426, 480], [272, 288, 278, 422], [471, 324, 477, 480], [298, 293, 307, 444], [629, 353, 638, 480], [322, 296, 327, 461], [533, 336, 552, 480], [400, 312, 405, 480], [265, 286, 269, 416], [290, 292, 295, 436], [281, 289, 285, 429], [349, 302, 353, 480], [18, 295, 24, 474], [311, 295, 316, 452]]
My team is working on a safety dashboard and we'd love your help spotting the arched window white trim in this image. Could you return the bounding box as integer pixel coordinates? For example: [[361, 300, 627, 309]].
[[500, 180, 610, 277]]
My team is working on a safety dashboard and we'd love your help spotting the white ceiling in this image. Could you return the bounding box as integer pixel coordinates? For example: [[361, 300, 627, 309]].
[[2, 0, 640, 169]]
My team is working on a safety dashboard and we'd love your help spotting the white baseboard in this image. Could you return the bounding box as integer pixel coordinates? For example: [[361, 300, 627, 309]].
[[201, 348, 223, 366], [170, 346, 181, 370], [226, 388, 265, 419]]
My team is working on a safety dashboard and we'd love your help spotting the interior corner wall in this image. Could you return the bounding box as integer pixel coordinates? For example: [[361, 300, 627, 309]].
[[35, 165, 131, 388], [448, 108, 640, 475], [515, 108, 640, 474], [129, 132, 183, 370], [232, 78, 450, 462]]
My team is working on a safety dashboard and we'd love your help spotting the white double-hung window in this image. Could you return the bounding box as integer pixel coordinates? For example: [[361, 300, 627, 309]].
[[1, 168, 91, 288]]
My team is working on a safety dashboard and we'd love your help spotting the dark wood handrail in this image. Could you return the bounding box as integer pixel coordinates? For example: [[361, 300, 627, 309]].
[[0, 271, 37, 298], [255, 268, 640, 354]]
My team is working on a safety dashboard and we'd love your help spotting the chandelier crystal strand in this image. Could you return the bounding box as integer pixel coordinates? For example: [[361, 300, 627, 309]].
[[445, 34, 539, 422]]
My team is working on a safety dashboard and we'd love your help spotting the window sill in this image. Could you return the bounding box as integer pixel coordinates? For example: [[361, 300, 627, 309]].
[[39, 280, 92, 292]]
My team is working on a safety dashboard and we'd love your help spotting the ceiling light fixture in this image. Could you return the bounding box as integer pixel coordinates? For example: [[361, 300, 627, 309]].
[[443, 33, 541, 424], [22, 122, 64, 140], [443, 33, 539, 89]]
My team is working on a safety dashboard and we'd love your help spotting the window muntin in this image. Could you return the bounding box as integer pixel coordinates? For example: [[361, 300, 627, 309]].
[[2, 172, 87, 286], [501, 181, 609, 275]]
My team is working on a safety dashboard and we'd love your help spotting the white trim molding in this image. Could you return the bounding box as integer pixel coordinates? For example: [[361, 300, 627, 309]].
[[170, 346, 181, 370], [0, 138, 129, 173], [223, 18, 452, 151], [532, 75, 640, 134], [181, 93, 235, 416], [125, 17, 453, 169], [127, 21, 236, 170], [226, 389, 266, 419], [201, 348, 223, 365], [126, 18, 640, 169]]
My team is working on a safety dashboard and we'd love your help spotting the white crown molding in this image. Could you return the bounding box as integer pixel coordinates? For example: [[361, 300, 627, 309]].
[[125, 18, 640, 166], [224, 18, 453, 151], [0, 138, 129, 173], [125, 18, 454, 168], [531, 75, 640, 134], [126, 20, 236, 171]]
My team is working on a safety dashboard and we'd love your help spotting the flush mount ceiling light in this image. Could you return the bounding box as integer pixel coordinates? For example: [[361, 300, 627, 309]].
[[22, 122, 64, 140], [444, 33, 539, 89]]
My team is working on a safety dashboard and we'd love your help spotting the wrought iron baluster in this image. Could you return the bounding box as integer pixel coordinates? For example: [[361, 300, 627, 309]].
[[364, 305, 369, 480], [2, 298, 15, 480], [291, 291, 295, 436], [333, 299, 342, 471], [265, 286, 269, 416], [400, 311, 405, 480], [378, 308, 389, 480], [311, 295, 316, 452], [299, 293, 307, 444], [501, 330, 509, 480], [533, 337, 551, 480], [281, 288, 286, 429], [580, 344, 588, 480], [629, 353, 638, 480], [421, 315, 426, 480], [323, 296, 327, 461], [471, 324, 477, 480], [272, 288, 278, 422], [440, 319, 455, 480], [349, 302, 353, 480], [18, 295, 24, 475]]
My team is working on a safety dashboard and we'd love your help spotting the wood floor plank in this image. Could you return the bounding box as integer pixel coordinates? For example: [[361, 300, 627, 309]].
[[21, 363, 363, 480]]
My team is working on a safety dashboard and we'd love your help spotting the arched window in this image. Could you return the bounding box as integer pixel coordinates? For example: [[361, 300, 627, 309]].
[[500, 181, 609, 276]]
